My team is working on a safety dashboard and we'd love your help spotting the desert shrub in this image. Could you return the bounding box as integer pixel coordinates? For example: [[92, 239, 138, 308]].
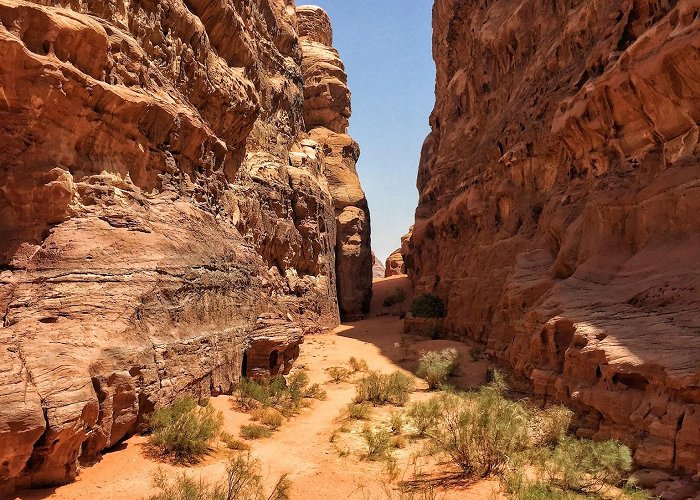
[[251, 407, 284, 429], [508, 482, 581, 500], [621, 482, 654, 500], [389, 411, 404, 434], [149, 452, 290, 500], [221, 432, 251, 451], [235, 376, 283, 410], [235, 372, 320, 416], [383, 287, 407, 307], [286, 371, 308, 399], [304, 383, 327, 400], [529, 405, 573, 447], [326, 366, 352, 383], [346, 402, 373, 420], [362, 425, 393, 461], [355, 371, 414, 406], [391, 434, 407, 449], [416, 348, 460, 389], [410, 294, 446, 318], [148, 469, 219, 500], [407, 398, 442, 437], [349, 357, 369, 373], [149, 397, 223, 461], [240, 423, 273, 440], [385, 372, 414, 405], [429, 373, 529, 477], [539, 436, 633, 493], [358, 479, 440, 500]]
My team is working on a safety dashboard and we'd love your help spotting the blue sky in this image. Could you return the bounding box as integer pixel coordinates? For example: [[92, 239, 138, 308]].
[[303, 1, 435, 263]]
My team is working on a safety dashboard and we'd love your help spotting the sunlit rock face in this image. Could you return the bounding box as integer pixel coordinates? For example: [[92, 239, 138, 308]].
[[372, 252, 386, 279], [0, 0, 363, 491], [385, 226, 413, 277], [408, 0, 700, 472], [298, 5, 373, 320]]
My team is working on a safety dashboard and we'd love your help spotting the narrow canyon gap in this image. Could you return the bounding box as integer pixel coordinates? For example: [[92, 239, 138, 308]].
[[0, 0, 699, 495]]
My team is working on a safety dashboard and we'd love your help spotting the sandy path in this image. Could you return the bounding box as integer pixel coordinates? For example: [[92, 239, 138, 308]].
[[15, 278, 500, 500]]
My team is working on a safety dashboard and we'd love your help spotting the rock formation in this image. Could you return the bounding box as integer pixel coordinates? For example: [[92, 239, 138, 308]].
[[385, 226, 413, 277], [0, 0, 364, 492], [408, 0, 700, 473], [297, 5, 373, 320], [372, 252, 386, 279]]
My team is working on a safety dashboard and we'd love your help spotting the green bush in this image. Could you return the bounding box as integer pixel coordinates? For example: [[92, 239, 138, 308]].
[[326, 366, 352, 383], [235, 372, 320, 416], [240, 423, 273, 440], [407, 397, 442, 437], [221, 432, 251, 451], [361, 425, 393, 461], [540, 436, 633, 493], [529, 405, 572, 447], [410, 294, 446, 318], [416, 348, 460, 389], [251, 407, 284, 429], [148, 452, 290, 500], [346, 402, 373, 420], [149, 397, 223, 461], [383, 287, 407, 307], [348, 357, 369, 373], [507, 439, 638, 499], [286, 371, 309, 401], [507, 482, 582, 500], [429, 373, 529, 477], [236, 376, 284, 410], [355, 371, 414, 406], [304, 383, 327, 400], [389, 411, 404, 434]]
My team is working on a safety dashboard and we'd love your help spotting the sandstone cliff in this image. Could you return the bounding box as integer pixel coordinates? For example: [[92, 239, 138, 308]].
[[408, 0, 700, 473], [0, 0, 365, 491], [297, 5, 373, 320], [385, 226, 413, 277], [372, 252, 386, 279]]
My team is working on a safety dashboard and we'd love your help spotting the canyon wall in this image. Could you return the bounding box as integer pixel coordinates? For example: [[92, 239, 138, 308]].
[[297, 5, 373, 319], [409, 0, 700, 472], [0, 0, 367, 492]]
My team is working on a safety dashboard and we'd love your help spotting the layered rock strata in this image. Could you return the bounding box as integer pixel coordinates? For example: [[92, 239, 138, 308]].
[[0, 0, 361, 491], [409, 0, 700, 472], [297, 5, 373, 320]]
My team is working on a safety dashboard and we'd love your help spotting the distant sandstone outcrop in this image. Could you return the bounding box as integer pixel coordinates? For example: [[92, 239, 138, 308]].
[[372, 252, 386, 279], [408, 0, 700, 472], [0, 0, 368, 492], [298, 5, 373, 319], [385, 226, 413, 277]]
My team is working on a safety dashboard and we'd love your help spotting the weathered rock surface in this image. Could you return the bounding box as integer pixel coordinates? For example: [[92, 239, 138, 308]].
[[0, 0, 362, 492], [372, 252, 386, 279], [385, 226, 413, 277], [408, 0, 700, 472], [298, 5, 373, 320]]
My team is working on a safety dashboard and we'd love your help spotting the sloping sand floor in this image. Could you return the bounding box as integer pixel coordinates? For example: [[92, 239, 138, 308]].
[[17, 277, 501, 500]]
